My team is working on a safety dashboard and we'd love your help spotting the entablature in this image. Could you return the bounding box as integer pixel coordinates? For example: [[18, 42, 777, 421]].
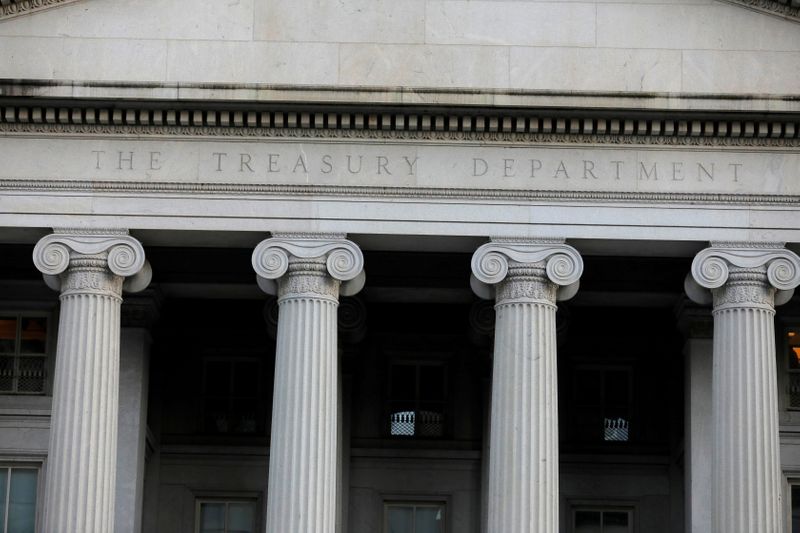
[[0, 98, 798, 245]]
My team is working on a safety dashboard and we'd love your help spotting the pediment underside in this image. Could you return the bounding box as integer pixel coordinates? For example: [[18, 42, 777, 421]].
[[0, 0, 82, 21], [720, 0, 800, 22]]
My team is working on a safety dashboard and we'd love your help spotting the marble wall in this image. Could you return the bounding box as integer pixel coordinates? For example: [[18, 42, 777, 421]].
[[0, 0, 798, 96]]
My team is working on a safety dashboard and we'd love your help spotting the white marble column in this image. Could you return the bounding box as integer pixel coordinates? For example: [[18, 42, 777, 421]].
[[33, 229, 151, 533], [686, 242, 800, 533], [471, 239, 583, 533], [252, 234, 364, 533]]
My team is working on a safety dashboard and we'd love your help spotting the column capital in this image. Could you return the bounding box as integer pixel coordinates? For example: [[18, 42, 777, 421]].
[[470, 238, 583, 302], [32, 229, 151, 295], [252, 233, 365, 298], [686, 242, 800, 307]]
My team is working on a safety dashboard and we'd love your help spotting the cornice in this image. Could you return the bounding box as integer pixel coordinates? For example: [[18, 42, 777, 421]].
[[0, 0, 82, 21], [3, 81, 800, 114], [0, 103, 798, 147], [718, 0, 800, 23]]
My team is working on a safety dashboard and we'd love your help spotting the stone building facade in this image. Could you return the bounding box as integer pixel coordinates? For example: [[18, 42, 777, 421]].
[[0, 1, 799, 532]]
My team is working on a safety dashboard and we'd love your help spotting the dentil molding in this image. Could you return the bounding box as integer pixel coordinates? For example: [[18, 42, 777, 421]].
[[0, 103, 798, 147]]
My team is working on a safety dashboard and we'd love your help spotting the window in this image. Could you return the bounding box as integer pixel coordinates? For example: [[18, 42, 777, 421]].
[[0, 467, 38, 533], [202, 357, 262, 434], [571, 366, 632, 443], [388, 361, 447, 438], [792, 484, 800, 532], [786, 329, 800, 409], [384, 502, 445, 533], [0, 315, 47, 394], [196, 500, 256, 533], [572, 507, 633, 533]]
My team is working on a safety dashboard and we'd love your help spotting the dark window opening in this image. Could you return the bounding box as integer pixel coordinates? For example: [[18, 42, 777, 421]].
[[202, 357, 262, 435], [388, 361, 447, 438], [0, 315, 47, 394], [571, 366, 633, 444]]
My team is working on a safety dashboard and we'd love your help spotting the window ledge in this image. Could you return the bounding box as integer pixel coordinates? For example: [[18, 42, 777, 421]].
[[0, 394, 51, 416]]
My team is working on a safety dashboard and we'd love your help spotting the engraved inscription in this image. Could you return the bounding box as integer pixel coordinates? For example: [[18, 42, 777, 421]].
[[1, 136, 798, 196]]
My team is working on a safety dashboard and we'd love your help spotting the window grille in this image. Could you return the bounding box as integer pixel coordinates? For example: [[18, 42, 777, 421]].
[[196, 499, 256, 533], [0, 467, 38, 533], [572, 507, 633, 533], [0, 315, 47, 394], [603, 417, 630, 442], [384, 502, 445, 533], [389, 410, 444, 438]]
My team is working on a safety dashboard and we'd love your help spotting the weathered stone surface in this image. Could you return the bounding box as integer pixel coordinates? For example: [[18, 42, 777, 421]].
[[597, 3, 800, 50], [0, 37, 167, 82], [425, 1, 595, 47], [167, 41, 338, 85], [339, 44, 509, 88], [255, 0, 424, 44], [510, 47, 682, 92], [0, 0, 797, 96]]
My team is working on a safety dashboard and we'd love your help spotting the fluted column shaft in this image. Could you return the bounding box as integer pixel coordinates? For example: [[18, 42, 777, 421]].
[[33, 230, 150, 533], [471, 240, 583, 533], [688, 243, 800, 533], [712, 273, 780, 533], [490, 265, 558, 531], [253, 235, 364, 533]]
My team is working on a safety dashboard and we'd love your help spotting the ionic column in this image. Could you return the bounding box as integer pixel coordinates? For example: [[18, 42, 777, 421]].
[[686, 242, 800, 533], [252, 234, 364, 533], [33, 229, 151, 533], [471, 239, 583, 533]]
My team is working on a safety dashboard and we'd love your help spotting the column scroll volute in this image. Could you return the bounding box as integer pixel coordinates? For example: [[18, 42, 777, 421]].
[[470, 238, 584, 301], [685, 242, 800, 307], [252, 234, 365, 297], [32, 229, 151, 294]]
